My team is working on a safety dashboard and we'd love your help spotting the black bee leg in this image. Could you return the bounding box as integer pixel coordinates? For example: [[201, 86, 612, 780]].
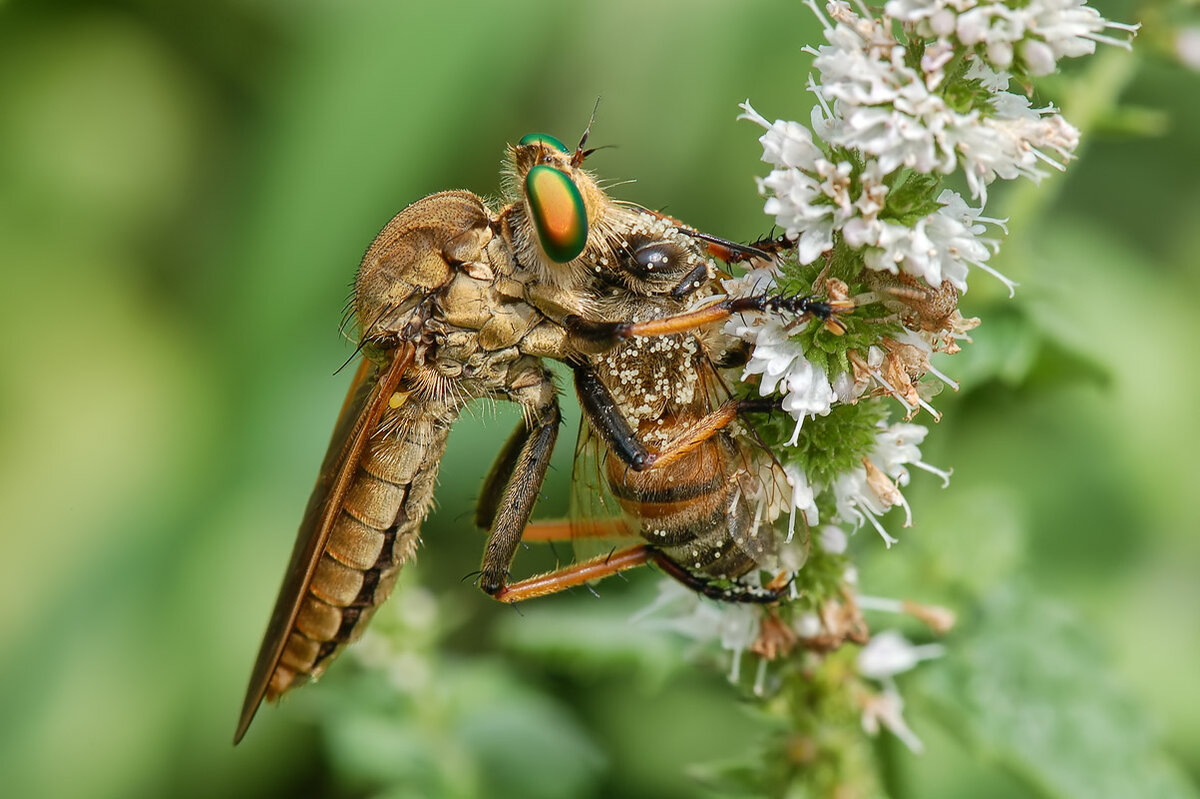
[[667, 260, 713, 299], [574, 363, 780, 473], [735, 397, 783, 414], [572, 362, 655, 470], [477, 375, 561, 597], [632, 208, 775, 264], [711, 340, 751, 369], [650, 552, 786, 604]]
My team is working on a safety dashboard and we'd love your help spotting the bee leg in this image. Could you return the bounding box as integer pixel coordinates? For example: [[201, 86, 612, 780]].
[[650, 553, 786, 604], [489, 544, 653, 603], [712, 340, 751, 369], [666, 261, 713, 299], [573, 362, 655, 470], [574, 362, 777, 472], [634, 208, 776, 264], [477, 377, 562, 597]]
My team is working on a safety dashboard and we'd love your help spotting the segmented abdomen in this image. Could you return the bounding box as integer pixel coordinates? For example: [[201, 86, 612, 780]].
[[606, 419, 767, 580], [266, 415, 451, 700]]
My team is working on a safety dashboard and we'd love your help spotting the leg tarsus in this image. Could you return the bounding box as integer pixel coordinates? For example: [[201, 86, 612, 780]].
[[651, 551, 786, 604]]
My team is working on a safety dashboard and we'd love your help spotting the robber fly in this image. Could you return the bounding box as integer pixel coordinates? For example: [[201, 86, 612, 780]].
[[235, 125, 835, 742]]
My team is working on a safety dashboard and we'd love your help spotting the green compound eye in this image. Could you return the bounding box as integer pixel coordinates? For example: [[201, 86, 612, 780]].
[[518, 132, 569, 153], [525, 164, 587, 263]]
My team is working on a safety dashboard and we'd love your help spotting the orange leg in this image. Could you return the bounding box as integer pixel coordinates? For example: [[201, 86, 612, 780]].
[[520, 518, 632, 542], [643, 396, 779, 470], [647, 401, 740, 470], [618, 294, 852, 340], [490, 544, 653, 603]]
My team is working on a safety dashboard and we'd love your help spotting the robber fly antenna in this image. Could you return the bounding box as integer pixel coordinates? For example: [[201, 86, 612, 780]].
[[572, 97, 602, 167]]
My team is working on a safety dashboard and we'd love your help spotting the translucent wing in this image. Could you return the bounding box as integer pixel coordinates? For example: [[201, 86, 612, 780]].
[[234, 345, 414, 744], [566, 414, 636, 553], [704, 350, 801, 568]]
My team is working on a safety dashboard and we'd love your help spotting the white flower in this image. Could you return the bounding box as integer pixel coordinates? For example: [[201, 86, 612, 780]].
[[818, 524, 848, 554], [633, 581, 762, 681], [828, 421, 947, 546], [884, 0, 1139, 77], [791, 1, 1117, 204], [783, 463, 820, 542], [729, 316, 836, 444], [857, 630, 945, 752], [1177, 27, 1200, 71], [857, 630, 945, 679], [740, 101, 825, 169], [860, 683, 926, 753]]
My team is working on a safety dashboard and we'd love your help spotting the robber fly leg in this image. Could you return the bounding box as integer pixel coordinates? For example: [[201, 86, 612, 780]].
[[619, 294, 849, 339], [475, 419, 534, 530], [520, 518, 631, 542], [477, 371, 561, 597]]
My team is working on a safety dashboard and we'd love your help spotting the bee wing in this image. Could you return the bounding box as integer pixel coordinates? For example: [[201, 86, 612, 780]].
[[234, 345, 414, 744], [566, 415, 635, 549], [702, 350, 800, 561]]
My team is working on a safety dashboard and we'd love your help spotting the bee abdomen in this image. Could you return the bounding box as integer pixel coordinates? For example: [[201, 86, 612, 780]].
[[265, 422, 451, 700], [665, 489, 769, 579], [614, 433, 772, 581]]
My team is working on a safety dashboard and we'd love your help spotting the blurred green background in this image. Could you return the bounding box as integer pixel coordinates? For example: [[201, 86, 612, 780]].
[[1, 1, 1197, 797]]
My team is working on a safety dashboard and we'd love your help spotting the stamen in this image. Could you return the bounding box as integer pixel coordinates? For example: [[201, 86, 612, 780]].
[[914, 395, 943, 422], [729, 648, 744, 682], [925, 360, 959, 391], [753, 657, 770, 696], [912, 460, 952, 488], [860, 504, 899, 548], [970, 259, 1018, 297], [803, 0, 832, 31]]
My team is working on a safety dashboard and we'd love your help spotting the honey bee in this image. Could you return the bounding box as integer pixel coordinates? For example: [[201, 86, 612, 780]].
[[235, 126, 836, 742], [507, 219, 846, 603]]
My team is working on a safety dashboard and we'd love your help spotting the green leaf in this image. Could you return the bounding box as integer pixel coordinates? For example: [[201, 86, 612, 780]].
[[917, 587, 1198, 799], [950, 305, 1109, 393], [493, 586, 688, 688]]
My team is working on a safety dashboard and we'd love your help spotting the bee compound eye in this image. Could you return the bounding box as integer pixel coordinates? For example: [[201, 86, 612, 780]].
[[524, 164, 588, 263], [634, 243, 673, 272], [518, 133, 569, 154]]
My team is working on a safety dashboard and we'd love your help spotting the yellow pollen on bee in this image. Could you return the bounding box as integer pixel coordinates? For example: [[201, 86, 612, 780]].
[[388, 391, 411, 409]]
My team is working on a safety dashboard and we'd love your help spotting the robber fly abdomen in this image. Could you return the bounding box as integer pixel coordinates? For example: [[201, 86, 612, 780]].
[[236, 190, 562, 743]]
